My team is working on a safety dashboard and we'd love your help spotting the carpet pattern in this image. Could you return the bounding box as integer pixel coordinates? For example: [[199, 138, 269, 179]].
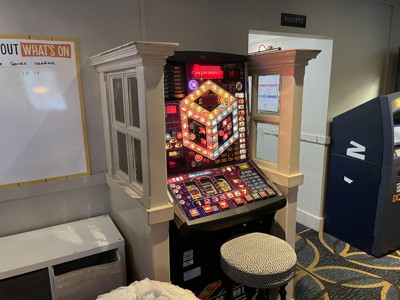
[[295, 229, 400, 300]]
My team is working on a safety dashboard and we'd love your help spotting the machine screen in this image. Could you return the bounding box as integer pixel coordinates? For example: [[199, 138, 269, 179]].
[[165, 59, 247, 173]]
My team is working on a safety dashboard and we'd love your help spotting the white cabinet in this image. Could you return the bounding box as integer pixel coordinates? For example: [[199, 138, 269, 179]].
[[0, 215, 126, 299]]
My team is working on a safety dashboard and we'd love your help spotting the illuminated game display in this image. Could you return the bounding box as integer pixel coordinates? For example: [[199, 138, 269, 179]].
[[165, 60, 247, 174], [180, 80, 240, 161], [165, 52, 284, 229]]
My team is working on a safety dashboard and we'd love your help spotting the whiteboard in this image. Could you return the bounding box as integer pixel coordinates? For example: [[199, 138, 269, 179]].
[[0, 36, 89, 186]]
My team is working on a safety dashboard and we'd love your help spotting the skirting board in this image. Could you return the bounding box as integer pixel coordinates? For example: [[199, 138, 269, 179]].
[[296, 208, 323, 232]]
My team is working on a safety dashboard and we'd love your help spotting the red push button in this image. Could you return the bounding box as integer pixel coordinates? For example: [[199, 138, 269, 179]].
[[219, 201, 230, 210], [202, 205, 213, 214], [244, 194, 254, 202], [233, 197, 245, 205], [258, 190, 268, 198]]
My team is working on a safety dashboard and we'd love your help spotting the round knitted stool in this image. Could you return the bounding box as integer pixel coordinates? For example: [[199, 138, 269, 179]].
[[220, 232, 297, 300]]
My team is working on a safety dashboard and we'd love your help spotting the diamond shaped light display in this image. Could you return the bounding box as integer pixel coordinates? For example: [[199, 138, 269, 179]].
[[180, 80, 239, 160]]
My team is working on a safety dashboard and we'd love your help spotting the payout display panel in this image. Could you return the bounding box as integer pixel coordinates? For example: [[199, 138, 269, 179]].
[[164, 52, 285, 233]]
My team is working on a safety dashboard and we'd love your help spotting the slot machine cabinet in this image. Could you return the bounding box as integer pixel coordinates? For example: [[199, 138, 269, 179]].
[[164, 52, 287, 292], [325, 91, 400, 257], [91, 42, 319, 294]]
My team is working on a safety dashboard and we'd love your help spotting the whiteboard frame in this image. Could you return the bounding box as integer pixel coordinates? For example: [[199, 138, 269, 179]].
[[0, 35, 90, 188]]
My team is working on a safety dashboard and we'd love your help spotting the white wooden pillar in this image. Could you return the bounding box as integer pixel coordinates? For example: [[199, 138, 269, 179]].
[[248, 49, 320, 300], [90, 41, 179, 282]]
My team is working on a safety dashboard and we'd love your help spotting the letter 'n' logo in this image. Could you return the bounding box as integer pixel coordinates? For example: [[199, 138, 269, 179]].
[[346, 140, 366, 160]]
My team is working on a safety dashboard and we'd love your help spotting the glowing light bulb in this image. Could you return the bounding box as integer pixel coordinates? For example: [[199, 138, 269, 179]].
[[33, 86, 48, 94]]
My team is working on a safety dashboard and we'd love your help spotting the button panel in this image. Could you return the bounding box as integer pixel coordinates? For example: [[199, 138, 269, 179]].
[[168, 161, 279, 221]]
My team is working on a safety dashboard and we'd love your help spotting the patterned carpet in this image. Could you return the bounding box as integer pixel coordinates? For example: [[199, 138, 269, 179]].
[[295, 228, 400, 300]]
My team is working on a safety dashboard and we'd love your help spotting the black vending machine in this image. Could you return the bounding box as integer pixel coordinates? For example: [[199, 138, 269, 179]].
[[324, 91, 400, 257]]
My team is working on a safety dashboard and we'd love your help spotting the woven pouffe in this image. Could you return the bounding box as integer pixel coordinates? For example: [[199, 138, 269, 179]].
[[220, 232, 297, 300]]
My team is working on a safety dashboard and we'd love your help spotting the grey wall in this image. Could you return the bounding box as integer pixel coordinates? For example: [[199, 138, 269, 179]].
[[0, 0, 142, 175], [388, 5, 400, 91], [0, 0, 141, 236], [144, 0, 399, 119], [0, 175, 108, 236]]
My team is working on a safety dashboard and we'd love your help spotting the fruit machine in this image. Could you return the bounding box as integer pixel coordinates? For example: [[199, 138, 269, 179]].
[[164, 51, 286, 292]]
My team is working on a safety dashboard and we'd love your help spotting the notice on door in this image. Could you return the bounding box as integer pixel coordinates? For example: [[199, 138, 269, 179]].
[[257, 74, 280, 114]]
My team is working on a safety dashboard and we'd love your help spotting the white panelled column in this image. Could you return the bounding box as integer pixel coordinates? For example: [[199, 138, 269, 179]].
[[90, 41, 179, 282]]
